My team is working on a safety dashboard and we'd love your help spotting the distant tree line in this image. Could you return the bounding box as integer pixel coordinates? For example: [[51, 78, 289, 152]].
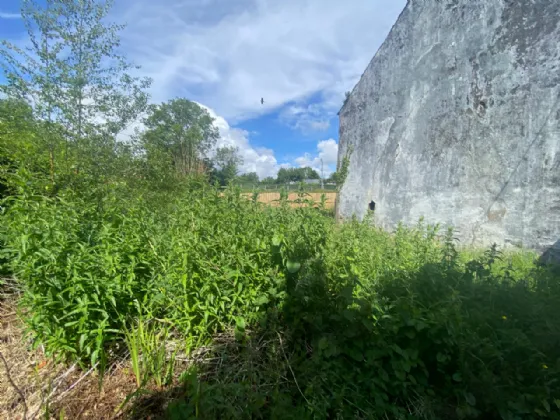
[[234, 166, 340, 188]]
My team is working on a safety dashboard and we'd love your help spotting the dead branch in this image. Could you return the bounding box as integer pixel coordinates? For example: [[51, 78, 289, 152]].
[[0, 349, 29, 420]]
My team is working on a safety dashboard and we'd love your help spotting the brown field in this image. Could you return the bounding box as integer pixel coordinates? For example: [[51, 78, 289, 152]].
[[241, 192, 337, 208]]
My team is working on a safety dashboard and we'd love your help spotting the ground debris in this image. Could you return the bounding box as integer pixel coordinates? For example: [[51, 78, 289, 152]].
[[0, 298, 139, 419]]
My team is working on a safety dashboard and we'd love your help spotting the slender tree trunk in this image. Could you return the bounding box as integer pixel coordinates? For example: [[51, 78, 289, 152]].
[[49, 144, 55, 186], [44, 1, 55, 189]]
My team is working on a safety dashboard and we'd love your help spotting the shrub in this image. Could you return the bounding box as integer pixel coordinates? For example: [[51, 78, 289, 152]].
[[2, 183, 559, 419]]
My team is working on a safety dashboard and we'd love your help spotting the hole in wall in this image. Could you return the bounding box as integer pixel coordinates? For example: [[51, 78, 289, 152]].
[[369, 200, 376, 211]]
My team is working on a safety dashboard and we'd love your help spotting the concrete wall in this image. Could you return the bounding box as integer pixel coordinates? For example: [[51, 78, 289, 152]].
[[337, 0, 560, 254]]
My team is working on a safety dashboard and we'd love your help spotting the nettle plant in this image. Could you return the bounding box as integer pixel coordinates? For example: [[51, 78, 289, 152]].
[[1, 173, 559, 419]]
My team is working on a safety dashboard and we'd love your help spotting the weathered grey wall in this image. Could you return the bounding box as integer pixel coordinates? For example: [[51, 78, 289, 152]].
[[338, 0, 560, 255]]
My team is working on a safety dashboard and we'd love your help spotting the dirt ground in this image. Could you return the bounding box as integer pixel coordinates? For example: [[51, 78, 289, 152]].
[[0, 295, 142, 419]]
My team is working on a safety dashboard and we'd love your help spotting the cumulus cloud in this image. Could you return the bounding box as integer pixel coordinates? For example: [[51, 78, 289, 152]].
[[202, 105, 340, 180], [117, 0, 406, 127], [279, 103, 331, 133], [294, 138, 338, 177], [197, 104, 284, 179]]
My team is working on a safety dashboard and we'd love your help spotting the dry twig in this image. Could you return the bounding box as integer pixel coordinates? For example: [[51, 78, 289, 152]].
[[276, 332, 310, 406], [52, 362, 99, 404], [0, 349, 29, 420]]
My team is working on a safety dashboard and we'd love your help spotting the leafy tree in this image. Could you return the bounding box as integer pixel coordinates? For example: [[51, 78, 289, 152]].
[[141, 99, 219, 178], [276, 167, 319, 184], [0, 0, 151, 182], [327, 171, 338, 183], [0, 99, 37, 196], [0, 98, 71, 196], [276, 168, 289, 184], [302, 167, 320, 180], [237, 172, 259, 184], [261, 176, 275, 185], [214, 146, 243, 185]]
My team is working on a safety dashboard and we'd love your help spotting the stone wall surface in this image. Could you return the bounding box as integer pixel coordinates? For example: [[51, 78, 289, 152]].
[[338, 0, 560, 256]]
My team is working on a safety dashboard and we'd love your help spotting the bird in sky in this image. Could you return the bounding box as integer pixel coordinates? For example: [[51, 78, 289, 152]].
[[261, 98, 264, 105]]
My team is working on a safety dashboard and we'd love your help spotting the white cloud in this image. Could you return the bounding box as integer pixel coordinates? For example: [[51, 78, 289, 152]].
[[201, 105, 340, 180], [294, 138, 338, 177], [117, 0, 406, 127], [317, 139, 339, 164], [197, 104, 284, 179], [279, 103, 331, 133], [0, 12, 21, 19]]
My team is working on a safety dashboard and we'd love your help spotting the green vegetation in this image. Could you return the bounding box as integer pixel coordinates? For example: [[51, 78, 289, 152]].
[[2, 183, 560, 418], [1, 1, 560, 419], [212, 145, 244, 185], [276, 167, 320, 183], [335, 145, 353, 192], [141, 98, 219, 180]]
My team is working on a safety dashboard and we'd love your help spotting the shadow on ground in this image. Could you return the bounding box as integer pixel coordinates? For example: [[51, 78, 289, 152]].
[[123, 247, 560, 420], [540, 239, 560, 267]]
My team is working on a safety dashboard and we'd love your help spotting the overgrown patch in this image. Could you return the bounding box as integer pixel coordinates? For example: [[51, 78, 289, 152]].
[[2, 185, 559, 419]]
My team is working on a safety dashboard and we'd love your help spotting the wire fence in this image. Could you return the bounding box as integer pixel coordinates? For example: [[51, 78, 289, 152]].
[[226, 183, 338, 193], [240, 191, 337, 209]]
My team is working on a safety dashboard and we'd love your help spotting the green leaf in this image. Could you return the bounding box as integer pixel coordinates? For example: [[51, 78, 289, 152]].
[[407, 348, 419, 361], [405, 330, 416, 339], [286, 260, 301, 274], [91, 349, 99, 367], [452, 372, 462, 382], [465, 392, 476, 406], [346, 348, 363, 362], [79, 334, 87, 350], [235, 316, 246, 332], [392, 344, 403, 356], [402, 361, 411, 373], [254, 295, 269, 306]]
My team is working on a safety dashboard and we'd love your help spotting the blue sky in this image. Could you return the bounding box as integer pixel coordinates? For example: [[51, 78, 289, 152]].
[[0, 0, 406, 178]]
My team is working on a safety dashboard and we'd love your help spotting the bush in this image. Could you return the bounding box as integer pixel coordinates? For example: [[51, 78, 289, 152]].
[[2, 184, 560, 419], [0, 184, 330, 364], [165, 214, 560, 419]]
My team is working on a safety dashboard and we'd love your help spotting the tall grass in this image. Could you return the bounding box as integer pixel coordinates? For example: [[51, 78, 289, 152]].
[[2, 183, 559, 419]]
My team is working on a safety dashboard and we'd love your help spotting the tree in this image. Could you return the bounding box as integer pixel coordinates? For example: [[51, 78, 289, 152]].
[[237, 172, 259, 184], [141, 99, 219, 177], [302, 167, 320, 180], [276, 168, 289, 184], [0, 99, 40, 196], [0, 0, 151, 182], [214, 146, 243, 185], [261, 176, 275, 185], [276, 167, 320, 184]]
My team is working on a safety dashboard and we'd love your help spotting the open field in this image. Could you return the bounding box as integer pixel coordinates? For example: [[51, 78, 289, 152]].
[[241, 191, 337, 208]]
